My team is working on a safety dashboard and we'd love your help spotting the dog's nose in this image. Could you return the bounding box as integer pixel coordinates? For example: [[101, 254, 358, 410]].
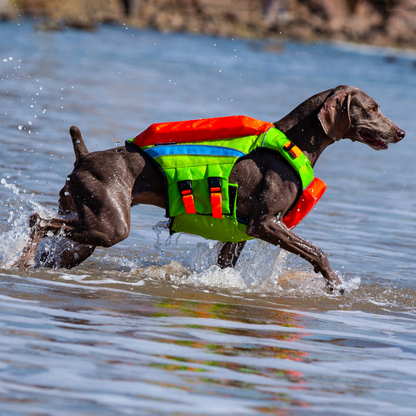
[[397, 129, 406, 140]]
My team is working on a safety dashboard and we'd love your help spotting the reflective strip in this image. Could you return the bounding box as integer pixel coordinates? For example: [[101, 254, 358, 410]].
[[145, 145, 245, 159]]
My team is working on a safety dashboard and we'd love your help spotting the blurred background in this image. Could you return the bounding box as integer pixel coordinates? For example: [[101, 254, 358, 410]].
[[1, 0, 416, 49]]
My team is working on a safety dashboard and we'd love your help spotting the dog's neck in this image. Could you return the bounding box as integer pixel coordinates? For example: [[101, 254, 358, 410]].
[[274, 90, 335, 167]]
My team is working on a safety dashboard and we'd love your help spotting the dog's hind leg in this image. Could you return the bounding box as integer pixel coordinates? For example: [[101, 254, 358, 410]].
[[14, 213, 44, 268], [15, 213, 97, 268], [39, 239, 96, 269]]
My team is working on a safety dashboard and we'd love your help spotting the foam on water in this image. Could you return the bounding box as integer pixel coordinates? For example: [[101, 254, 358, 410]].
[[66, 240, 360, 298], [59, 245, 407, 311]]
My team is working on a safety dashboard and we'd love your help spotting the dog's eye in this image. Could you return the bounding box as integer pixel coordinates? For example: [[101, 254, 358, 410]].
[[369, 106, 377, 113]]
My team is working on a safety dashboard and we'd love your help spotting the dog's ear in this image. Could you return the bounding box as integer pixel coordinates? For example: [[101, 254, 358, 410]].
[[318, 89, 351, 141]]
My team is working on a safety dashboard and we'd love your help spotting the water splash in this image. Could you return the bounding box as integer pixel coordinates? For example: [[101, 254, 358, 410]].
[[139, 236, 355, 295], [0, 178, 56, 268], [152, 220, 171, 261], [182, 240, 223, 273]]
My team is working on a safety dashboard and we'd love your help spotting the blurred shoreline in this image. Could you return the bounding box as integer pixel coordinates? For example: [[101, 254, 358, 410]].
[[1, 0, 416, 50]]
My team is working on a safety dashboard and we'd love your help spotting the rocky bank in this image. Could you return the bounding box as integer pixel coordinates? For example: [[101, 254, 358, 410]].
[[2, 0, 416, 49]]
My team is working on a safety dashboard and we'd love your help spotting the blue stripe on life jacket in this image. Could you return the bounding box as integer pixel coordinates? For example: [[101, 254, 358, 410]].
[[144, 145, 245, 159]]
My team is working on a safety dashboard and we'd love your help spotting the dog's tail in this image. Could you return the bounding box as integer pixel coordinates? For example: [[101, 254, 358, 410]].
[[69, 126, 89, 163]]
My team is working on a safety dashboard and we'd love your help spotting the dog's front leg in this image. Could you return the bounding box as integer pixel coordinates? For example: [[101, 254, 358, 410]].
[[218, 241, 246, 268], [246, 217, 342, 291]]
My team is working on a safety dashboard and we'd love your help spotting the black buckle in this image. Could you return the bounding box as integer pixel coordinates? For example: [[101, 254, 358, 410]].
[[283, 141, 297, 158], [284, 141, 294, 152], [178, 180, 192, 195], [208, 177, 222, 192]]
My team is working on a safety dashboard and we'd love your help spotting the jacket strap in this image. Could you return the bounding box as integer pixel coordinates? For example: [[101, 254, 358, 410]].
[[208, 177, 223, 219], [178, 180, 196, 214]]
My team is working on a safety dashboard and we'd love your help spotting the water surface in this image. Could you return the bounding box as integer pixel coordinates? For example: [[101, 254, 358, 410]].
[[1, 20, 416, 415]]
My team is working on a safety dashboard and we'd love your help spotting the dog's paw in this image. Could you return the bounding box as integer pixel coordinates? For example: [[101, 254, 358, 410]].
[[325, 280, 345, 295]]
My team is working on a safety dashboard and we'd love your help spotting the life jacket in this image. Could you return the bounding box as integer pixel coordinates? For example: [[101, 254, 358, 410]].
[[128, 116, 326, 243]]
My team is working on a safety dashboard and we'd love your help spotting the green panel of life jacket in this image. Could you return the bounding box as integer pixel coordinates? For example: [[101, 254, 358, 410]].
[[135, 126, 315, 243]]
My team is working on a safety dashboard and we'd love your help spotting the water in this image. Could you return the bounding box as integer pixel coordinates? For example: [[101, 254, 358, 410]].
[[1, 20, 416, 415]]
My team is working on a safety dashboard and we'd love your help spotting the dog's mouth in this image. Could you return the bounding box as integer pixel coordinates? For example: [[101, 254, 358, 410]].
[[357, 129, 388, 150]]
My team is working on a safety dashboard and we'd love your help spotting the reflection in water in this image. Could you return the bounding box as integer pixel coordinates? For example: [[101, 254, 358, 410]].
[[2, 270, 416, 414], [0, 276, 314, 414]]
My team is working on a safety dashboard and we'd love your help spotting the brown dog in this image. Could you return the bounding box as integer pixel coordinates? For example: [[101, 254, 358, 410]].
[[17, 85, 405, 290]]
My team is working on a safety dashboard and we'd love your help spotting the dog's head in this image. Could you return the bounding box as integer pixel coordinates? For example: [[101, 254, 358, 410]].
[[318, 85, 405, 150]]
